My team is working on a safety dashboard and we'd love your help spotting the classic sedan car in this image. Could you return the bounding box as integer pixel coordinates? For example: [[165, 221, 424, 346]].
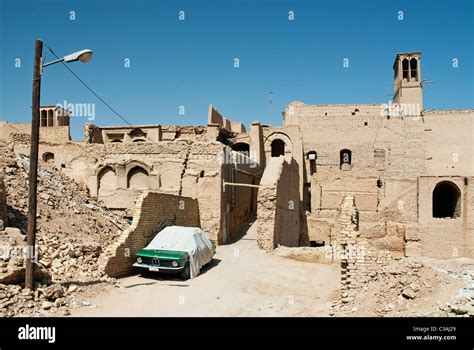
[[133, 226, 216, 279]]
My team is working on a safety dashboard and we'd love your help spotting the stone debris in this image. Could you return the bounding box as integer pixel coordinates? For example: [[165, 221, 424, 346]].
[[0, 141, 127, 316], [329, 257, 474, 317]]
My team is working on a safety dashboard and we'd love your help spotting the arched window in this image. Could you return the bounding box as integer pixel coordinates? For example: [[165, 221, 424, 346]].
[[132, 138, 146, 143], [110, 139, 123, 143], [127, 166, 149, 189], [402, 58, 409, 80], [410, 58, 418, 80], [42, 152, 54, 163], [40, 110, 47, 127], [98, 166, 117, 197], [432, 181, 461, 218], [47, 109, 54, 127], [231, 142, 250, 155], [271, 139, 285, 157], [340, 149, 352, 170]]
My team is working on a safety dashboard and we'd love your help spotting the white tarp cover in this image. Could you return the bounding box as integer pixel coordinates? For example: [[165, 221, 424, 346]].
[[145, 226, 214, 278]]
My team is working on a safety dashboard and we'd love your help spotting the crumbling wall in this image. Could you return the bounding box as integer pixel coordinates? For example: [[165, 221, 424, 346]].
[[338, 196, 393, 293], [14, 140, 226, 243], [0, 122, 70, 144], [99, 192, 200, 277], [207, 104, 245, 133], [0, 176, 7, 229], [257, 157, 300, 251], [84, 124, 103, 143]]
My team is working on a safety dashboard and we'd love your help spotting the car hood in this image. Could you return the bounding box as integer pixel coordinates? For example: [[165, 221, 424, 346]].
[[136, 249, 188, 260]]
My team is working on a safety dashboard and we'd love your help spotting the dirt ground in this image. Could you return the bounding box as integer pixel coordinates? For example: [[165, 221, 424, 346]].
[[69, 223, 340, 317], [66, 222, 474, 318]]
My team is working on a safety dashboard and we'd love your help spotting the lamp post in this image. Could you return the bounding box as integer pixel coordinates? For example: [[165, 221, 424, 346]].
[[25, 38, 93, 290]]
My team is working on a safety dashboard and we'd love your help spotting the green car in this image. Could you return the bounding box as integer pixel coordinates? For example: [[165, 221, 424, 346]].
[[133, 226, 216, 280]]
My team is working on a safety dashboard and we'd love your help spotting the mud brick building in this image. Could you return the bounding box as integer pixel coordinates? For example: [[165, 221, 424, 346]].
[[1, 52, 473, 263]]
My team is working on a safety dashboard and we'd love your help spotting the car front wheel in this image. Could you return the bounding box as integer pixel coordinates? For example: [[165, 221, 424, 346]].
[[180, 263, 190, 280]]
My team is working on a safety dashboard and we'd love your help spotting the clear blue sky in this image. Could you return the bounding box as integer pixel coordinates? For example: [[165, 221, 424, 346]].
[[1, 0, 473, 140]]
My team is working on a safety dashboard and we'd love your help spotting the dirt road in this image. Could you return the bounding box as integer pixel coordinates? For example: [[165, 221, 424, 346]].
[[70, 224, 340, 316]]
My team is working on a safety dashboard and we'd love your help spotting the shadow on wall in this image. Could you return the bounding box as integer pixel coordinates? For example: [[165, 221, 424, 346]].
[[274, 157, 300, 247]]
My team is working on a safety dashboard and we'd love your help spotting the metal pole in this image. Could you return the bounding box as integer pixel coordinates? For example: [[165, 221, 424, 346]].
[[25, 38, 42, 290], [223, 182, 261, 189], [41, 57, 64, 67]]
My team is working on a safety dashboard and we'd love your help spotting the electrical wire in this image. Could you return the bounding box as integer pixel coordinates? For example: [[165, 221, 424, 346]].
[[45, 43, 135, 128], [43, 43, 165, 147]]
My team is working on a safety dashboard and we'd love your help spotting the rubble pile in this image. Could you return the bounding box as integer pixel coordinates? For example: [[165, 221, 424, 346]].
[[329, 258, 473, 317], [432, 265, 474, 317], [0, 141, 128, 316]]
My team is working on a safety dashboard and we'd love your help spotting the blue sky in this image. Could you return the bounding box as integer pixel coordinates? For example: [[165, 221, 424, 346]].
[[1, 0, 473, 140]]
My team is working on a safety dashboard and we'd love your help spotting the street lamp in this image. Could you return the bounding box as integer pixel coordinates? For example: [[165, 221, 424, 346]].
[[42, 49, 93, 67], [25, 38, 93, 290]]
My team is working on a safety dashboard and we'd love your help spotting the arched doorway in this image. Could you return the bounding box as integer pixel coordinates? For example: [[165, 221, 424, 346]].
[[127, 166, 149, 190], [98, 166, 117, 197], [271, 139, 285, 157], [432, 181, 461, 218], [231, 142, 250, 155], [42, 152, 54, 163]]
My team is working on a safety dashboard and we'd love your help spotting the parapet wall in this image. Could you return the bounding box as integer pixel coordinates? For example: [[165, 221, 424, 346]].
[[207, 104, 246, 133], [0, 122, 70, 144]]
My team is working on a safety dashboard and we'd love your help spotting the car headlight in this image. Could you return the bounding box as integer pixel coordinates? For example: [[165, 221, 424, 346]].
[[172, 260, 179, 267], [137, 257, 142, 264]]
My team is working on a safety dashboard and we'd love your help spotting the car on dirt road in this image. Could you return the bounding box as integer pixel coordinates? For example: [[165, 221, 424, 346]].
[[133, 226, 216, 280]]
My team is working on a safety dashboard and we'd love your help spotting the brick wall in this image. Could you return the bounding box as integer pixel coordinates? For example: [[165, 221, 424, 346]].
[[338, 196, 393, 293], [98, 192, 200, 277]]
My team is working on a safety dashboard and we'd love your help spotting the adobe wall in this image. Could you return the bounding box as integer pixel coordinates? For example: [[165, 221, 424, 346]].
[[14, 140, 226, 243], [423, 110, 474, 176], [417, 176, 474, 258], [256, 156, 300, 251], [0, 122, 70, 144], [262, 124, 307, 244], [285, 102, 474, 259], [98, 192, 200, 277], [290, 103, 425, 252], [285, 104, 426, 179]]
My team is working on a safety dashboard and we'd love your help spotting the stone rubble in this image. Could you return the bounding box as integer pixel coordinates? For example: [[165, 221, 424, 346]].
[[0, 141, 128, 316], [330, 258, 474, 317]]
